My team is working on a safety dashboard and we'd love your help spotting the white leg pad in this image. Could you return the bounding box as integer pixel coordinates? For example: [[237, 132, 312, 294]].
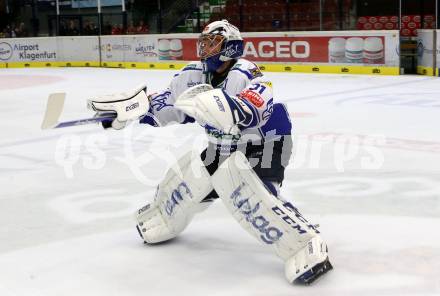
[[212, 151, 330, 283], [135, 150, 213, 243]]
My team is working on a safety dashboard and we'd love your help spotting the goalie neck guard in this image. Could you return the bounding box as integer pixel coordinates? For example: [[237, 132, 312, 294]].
[[198, 19, 244, 73]]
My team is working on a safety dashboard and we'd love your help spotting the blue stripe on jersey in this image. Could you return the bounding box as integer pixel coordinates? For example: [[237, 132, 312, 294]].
[[181, 67, 203, 72], [260, 103, 292, 136], [231, 68, 253, 80]]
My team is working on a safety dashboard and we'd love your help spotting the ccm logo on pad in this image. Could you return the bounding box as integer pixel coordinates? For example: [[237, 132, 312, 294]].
[[240, 89, 264, 108]]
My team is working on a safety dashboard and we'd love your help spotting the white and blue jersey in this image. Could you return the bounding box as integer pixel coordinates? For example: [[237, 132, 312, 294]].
[[140, 58, 292, 151]]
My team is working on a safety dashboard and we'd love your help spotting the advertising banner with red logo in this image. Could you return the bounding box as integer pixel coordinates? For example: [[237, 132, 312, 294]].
[[165, 31, 399, 67], [0, 31, 400, 70]]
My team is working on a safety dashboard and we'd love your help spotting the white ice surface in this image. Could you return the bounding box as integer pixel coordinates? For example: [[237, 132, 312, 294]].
[[0, 68, 439, 296]]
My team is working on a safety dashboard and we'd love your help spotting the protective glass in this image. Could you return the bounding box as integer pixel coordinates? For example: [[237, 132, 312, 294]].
[[197, 34, 225, 59]]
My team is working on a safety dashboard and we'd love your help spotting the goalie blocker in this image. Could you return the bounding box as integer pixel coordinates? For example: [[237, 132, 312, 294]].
[[88, 84, 150, 130]]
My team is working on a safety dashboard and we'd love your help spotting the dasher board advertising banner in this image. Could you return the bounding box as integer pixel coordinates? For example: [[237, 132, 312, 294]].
[[0, 37, 57, 62], [0, 31, 400, 74], [57, 36, 99, 62], [170, 31, 399, 67], [99, 35, 158, 63]]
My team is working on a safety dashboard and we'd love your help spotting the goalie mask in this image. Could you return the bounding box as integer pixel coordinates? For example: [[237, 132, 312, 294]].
[[198, 20, 244, 73]]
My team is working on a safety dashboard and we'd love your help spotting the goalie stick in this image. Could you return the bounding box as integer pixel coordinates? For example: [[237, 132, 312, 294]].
[[41, 84, 211, 130], [40, 93, 117, 129]]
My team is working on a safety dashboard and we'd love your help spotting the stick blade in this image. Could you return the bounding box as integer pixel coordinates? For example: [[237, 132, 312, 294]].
[[41, 93, 66, 130]]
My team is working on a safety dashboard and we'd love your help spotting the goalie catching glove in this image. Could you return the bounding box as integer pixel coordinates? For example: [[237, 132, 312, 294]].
[[174, 84, 254, 135], [88, 85, 150, 130]]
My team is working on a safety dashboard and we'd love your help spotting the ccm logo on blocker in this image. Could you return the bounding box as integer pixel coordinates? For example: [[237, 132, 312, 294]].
[[126, 102, 139, 111]]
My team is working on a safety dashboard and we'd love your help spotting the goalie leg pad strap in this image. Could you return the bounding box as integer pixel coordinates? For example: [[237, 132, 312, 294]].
[[211, 151, 330, 282], [135, 150, 213, 243]]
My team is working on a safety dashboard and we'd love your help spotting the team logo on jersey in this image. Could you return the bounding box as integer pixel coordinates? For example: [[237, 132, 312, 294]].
[[240, 89, 264, 108]]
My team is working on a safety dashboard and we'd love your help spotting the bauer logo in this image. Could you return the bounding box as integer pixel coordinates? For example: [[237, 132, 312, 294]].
[[0, 42, 13, 60]]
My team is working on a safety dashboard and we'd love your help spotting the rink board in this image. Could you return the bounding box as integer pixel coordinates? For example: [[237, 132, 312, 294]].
[[417, 29, 440, 76], [2, 60, 400, 75], [417, 66, 439, 76], [0, 31, 400, 75]]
